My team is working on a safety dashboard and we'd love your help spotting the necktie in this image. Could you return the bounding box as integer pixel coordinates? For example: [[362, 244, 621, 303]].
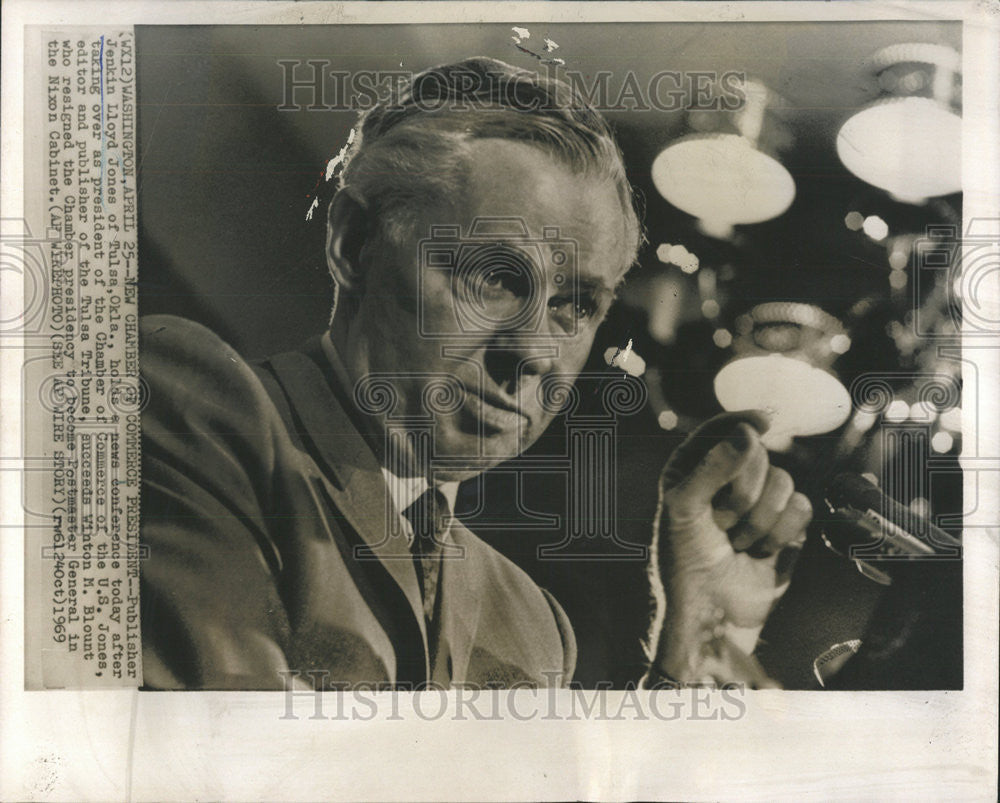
[[402, 487, 451, 624]]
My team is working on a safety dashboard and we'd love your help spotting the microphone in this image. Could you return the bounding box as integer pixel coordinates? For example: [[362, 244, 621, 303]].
[[821, 472, 960, 568], [818, 473, 963, 690]]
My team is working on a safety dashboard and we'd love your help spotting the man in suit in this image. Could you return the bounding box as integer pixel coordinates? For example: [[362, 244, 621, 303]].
[[140, 57, 812, 690]]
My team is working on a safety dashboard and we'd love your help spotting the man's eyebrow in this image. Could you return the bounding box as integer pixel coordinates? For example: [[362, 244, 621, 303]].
[[574, 274, 624, 295]]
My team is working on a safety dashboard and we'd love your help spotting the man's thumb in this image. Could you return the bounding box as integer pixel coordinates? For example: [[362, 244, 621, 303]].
[[664, 422, 759, 511]]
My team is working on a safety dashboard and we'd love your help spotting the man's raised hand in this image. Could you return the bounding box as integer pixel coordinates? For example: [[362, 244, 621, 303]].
[[648, 412, 812, 687]]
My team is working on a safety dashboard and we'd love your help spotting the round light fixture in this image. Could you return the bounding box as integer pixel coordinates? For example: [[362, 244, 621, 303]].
[[652, 134, 796, 239], [714, 353, 851, 451], [836, 43, 961, 204], [837, 97, 961, 203], [652, 77, 796, 239]]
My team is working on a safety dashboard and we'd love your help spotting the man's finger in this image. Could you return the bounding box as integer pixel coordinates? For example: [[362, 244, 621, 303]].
[[660, 410, 772, 493], [710, 435, 770, 531], [665, 422, 763, 514], [760, 492, 813, 556], [731, 466, 795, 551]]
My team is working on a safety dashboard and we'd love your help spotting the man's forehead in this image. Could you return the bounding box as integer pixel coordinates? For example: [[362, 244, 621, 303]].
[[455, 140, 632, 279], [462, 139, 613, 213]]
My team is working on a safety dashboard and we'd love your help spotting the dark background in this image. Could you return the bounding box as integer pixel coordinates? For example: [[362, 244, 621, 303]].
[[136, 22, 964, 688]]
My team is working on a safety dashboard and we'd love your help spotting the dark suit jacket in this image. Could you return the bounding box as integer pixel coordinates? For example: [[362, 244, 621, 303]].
[[139, 315, 576, 689]]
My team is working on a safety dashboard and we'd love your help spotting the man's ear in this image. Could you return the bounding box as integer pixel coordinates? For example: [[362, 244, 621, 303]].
[[325, 188, 372, 295]]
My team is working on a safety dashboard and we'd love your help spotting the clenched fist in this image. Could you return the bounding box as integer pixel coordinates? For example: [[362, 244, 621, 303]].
[[647, 411, 812, 687]]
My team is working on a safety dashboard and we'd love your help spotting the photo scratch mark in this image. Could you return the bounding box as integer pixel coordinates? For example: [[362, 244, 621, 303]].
[[325, 126, 357, 182], [513, 43, 565, 66], [510, 27, 565, 65], [604, 338, 647, 377], [305, 127, 358, 220]]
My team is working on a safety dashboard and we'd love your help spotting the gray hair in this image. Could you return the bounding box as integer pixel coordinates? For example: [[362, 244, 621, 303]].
[[336, 56, 644, 268]]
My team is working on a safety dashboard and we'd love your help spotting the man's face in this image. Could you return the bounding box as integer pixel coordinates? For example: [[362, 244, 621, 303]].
[[342, 138, 630, 481]]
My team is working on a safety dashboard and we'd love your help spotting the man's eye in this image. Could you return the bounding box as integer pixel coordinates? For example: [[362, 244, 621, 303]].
[[476, 267, 522, 301], [483, 268, 506, 288], [457, 244, 535, 301], [548, 295, 598, 323], [466, 262, 531, 298]]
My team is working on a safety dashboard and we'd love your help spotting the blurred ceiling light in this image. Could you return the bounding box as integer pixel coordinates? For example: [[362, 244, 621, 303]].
[[712, 328, 733, 348], [837, 43, 961, 204], [830, 333, 852, 354], [667, 244, 690, 264], [714, 354, 851, 451], [844, 211, 865, 231], [888, 247, 909, 270], [885, 399, 910, 421], [657, 409, 679, 431], [889, 269, 908, 289], [862, 215, 890, 241], [655, 242, 700, 273], [652, 78, 795, 240], [931, 431, 955, 453], [679, 253, 700, 274]]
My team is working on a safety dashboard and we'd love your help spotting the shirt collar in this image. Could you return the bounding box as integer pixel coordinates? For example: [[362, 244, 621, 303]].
[[321, 332, 459, 515], [379, 468, 460, 519]]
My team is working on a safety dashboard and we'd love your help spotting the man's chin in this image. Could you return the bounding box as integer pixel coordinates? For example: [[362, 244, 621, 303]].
[[428, 428, 533, 481]]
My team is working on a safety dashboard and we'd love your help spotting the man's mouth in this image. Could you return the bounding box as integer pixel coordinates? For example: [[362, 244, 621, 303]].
[[462, 388, 529, 431]]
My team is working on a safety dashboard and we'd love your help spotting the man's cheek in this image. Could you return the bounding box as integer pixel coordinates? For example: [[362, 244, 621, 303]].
[[563, 330, 599, 360]]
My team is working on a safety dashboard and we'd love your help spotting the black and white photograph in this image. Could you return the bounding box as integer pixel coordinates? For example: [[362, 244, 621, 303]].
[[2, 2, 998, 800], [135, 20, 966, 692]]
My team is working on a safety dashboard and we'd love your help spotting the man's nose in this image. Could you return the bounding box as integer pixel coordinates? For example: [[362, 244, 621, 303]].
[[483, 331, 559, 391]]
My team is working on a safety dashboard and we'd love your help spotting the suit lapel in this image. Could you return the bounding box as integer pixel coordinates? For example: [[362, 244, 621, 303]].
[[435, 523, 484, 683], [262, 346, 430, 678]]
